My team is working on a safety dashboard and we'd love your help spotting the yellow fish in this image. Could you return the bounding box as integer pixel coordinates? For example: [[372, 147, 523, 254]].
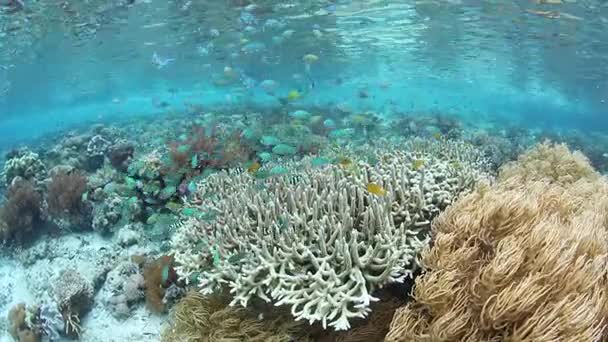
[[338, 157, 352, 168], [302, 54, 319, 64], [449, 160, 462, 170], [309, 115, 323, 125], [412, 159, 425, 170], [366, 183, 386, 196], [433, 132, 442, 140], [351, 114, 367, 124], [247, 161, 261, 173], [287, 90, 301, 101]]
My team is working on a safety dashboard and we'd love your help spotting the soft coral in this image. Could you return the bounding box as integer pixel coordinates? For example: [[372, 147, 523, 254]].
[[47, 170, 88, 219], [168, 124, 221, 173], [0, 180, 42, 242]]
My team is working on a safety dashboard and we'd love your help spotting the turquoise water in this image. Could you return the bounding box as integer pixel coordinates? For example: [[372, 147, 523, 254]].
[[1, 1, 608, 341], [1, 1, 607, 146]]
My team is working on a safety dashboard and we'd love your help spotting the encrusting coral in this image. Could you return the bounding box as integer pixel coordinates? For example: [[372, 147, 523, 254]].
[[161, 291, 312, 342], [172, 141, 491, 330], [386, 143, 608, 341], [2, 149, 47, 185]]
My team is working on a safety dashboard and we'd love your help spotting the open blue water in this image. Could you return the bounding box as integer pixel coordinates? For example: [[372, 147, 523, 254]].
[[1, 1, 606, 148]]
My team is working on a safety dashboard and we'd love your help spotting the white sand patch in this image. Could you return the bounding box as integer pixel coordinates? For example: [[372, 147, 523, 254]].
[[0, 231, 163, 342]]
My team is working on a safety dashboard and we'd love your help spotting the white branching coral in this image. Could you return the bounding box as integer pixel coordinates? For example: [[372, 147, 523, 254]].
[[172, 144, 491, 331]]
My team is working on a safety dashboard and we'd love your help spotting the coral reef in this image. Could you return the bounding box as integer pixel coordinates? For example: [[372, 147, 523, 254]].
[[108, 141, 134, 172], [86, 135, 112, 158], [2, 107, 607, 342], [102, 260, 145, 319], [0, 180, 43, 242], [52, 268, 94, 338], [320, 290, 405, 342], [167, 124, 252, 177], [46, 170, 90, 231], [91, 195, 123, 233], [126, 150, 179, 208], [499, 141, 599, 185], [7, 302, 64, 342], [386, 144, 608, 341], [8, 304, 31, 341], [2, 149, 47, 186], [142, 255, 179, 313], [172, 143, 490, 330], [45, 126, 125, 172], [161, 291, 312, 342], [8, 303, 39, 342], [46, 170, 88, 219]]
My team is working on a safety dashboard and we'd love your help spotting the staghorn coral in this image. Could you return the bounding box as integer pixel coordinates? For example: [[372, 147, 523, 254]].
[[386, 148, 608, 341], [161, 291, 312, 342], [172, 145, 490, 330], [499, 141, 598, 185]]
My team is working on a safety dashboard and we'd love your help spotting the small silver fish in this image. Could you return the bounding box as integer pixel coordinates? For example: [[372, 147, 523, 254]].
[[152, 52, 175, 69]]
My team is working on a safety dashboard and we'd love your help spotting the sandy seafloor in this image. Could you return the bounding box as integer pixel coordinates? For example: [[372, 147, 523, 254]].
[[0, 232, 165, 342]]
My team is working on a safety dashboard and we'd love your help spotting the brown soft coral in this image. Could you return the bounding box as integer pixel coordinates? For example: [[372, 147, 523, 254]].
[[386, 151, 608, 341], [143, 255, 177, 313], [46, 170, 87, 218], [320, 291, 404, 342], [0, 180, 42, 242], [8, 303, 41, 342], [499, 141, 599, 186], [161, 291, 312, 342]]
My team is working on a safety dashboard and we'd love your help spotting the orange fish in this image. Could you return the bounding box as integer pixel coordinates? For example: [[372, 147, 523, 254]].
[[366, 183, 386, 196]]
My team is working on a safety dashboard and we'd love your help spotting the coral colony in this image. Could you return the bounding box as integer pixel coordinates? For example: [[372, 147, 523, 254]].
[[1, 106, 608, 341], [0, 0, 607, 340]]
